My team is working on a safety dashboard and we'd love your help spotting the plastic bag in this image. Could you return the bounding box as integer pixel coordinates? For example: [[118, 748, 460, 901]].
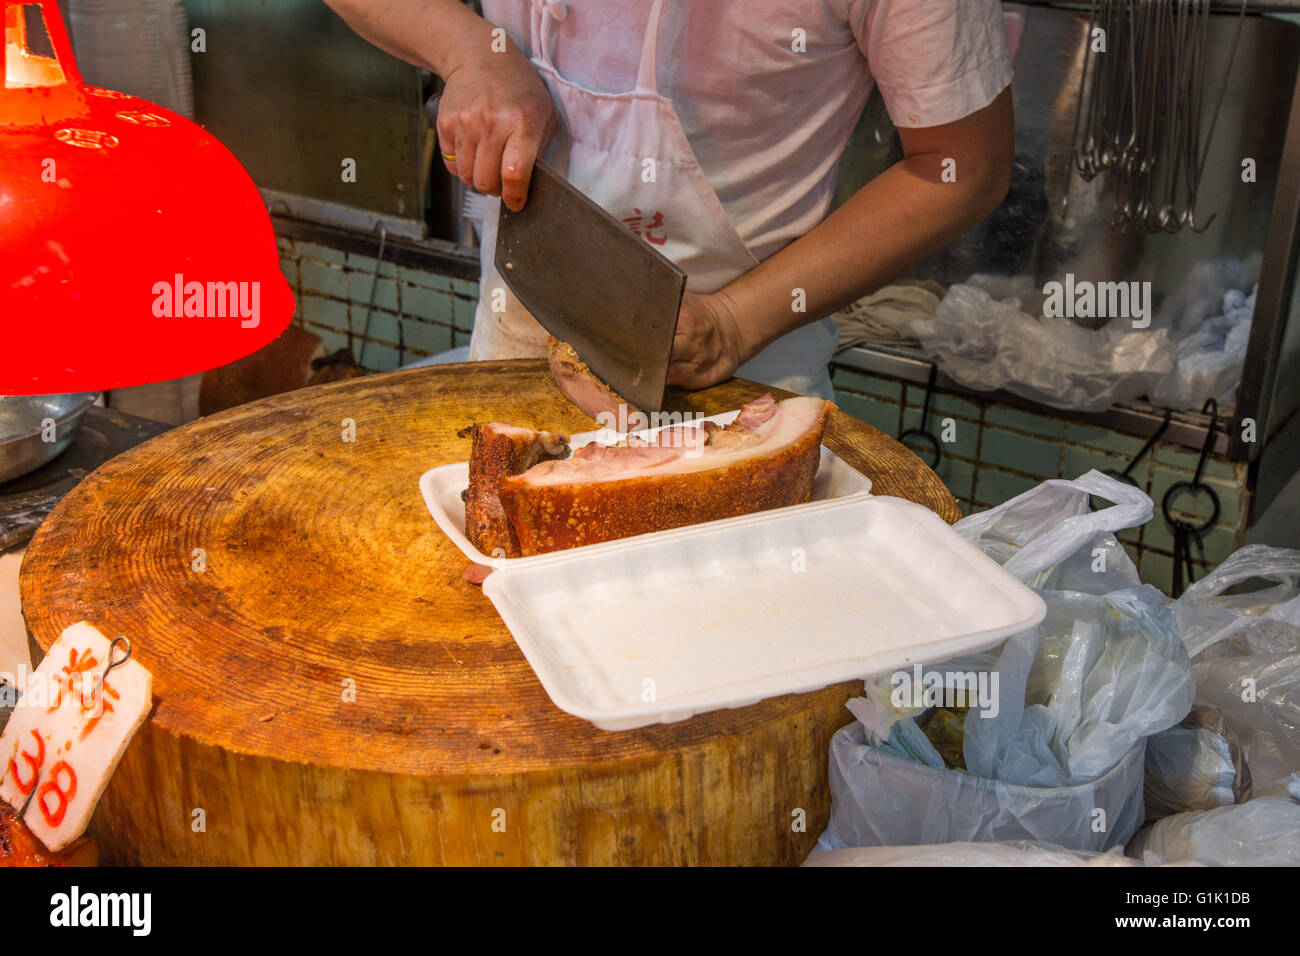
[[803, 839, 1149, 867], [1148, 287, 1255, 409], [1144, 706, 1251, 820], [1170, 544, 1300, 798], [951, 470, 1152, 589], [1013, 586, 1195, 784], [953, 473, 1193, 787], [1153, 257, 1261, 340], [1173, 544, 1300, 659], [1191, 654, 1300, 799], [909, 268, 1256, 412], [818, 473, 1195, 851], [816, 723, 1147, 852], [1127, 797, 1300, 866], [917, 283, 1174, 413]]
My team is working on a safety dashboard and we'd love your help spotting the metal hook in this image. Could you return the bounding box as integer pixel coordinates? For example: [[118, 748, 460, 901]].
[[897, 364, 942, 470], [1074, 0, 1246, 236], [90, 635, 132, 701], [1162, 399, 1222, 596], [1192, 398, 1218, 487], [358, 223, 389, 369], [16, 778, 38, 819], [1089, 407, 1171, 511]]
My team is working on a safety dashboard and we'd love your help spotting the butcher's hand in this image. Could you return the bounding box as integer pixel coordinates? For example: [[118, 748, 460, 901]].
[[666, 292, 748, 390], [437, 42, 555, 211], [325, 1, 556, 211]]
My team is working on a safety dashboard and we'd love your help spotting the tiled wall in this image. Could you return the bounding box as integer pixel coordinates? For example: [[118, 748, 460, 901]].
[[277, 236, 478, 370], [832, 366, 1251, 596]]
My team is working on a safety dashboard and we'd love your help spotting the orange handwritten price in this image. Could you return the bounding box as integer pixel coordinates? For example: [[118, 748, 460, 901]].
[[0, 622, 151, 853], [6, 729, 44, 796], [37, 761, 78, 827]]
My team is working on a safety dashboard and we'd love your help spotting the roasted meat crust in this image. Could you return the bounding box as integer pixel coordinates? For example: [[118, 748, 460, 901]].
[[464, 423, 569, 558], [497, 402, 832, 555], [0, 804, 98, 867]]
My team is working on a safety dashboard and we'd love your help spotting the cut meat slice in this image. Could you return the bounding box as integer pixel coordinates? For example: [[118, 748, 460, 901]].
[[463, 422, 569, 558], [547, 337, 644, 426], [497, 394, 833, 555], [462, 562, 495, 585], [700, 419, 762, 451]]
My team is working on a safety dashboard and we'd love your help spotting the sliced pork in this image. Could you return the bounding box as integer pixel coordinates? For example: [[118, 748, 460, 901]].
[[463, 422, 569, 559], [496, 394, 832, 555], [547, 337, 642, 424]]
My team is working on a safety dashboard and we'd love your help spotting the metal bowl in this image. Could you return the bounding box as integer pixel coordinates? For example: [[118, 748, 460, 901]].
[[0, 393, 99, 484]]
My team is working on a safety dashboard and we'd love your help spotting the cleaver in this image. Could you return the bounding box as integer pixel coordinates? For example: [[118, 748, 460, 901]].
[[494, 163, 687, 413]]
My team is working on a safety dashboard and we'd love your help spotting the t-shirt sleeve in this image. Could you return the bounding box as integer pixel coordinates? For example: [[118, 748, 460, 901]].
[[846, 0, 1014, 129]]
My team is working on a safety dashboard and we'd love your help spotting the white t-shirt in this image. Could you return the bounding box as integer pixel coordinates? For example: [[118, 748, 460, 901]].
[[481, 0, 1013, 262]]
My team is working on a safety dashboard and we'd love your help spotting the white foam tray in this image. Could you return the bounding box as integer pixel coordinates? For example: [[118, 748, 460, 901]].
[[420, 409, 872, 568], [481, 494, 1046, 731]]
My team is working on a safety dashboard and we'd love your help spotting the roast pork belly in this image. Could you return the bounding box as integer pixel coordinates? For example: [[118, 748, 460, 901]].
[[463, 422, 569, 558], [547, 337, 642, 423], [496, 394, 833, 555]]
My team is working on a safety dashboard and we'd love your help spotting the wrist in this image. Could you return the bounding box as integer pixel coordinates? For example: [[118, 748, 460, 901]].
[[709, 290, 756, 367], [438, 10, 503, 78]]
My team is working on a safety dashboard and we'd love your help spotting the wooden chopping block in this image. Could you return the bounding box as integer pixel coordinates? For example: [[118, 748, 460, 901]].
[[19, 361, 960, 866]]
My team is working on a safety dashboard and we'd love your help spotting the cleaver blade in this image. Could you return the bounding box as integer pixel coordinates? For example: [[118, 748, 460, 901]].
[[494, 162, 686, 414]]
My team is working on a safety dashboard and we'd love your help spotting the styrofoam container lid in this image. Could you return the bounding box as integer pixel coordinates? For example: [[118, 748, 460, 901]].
[[482, 494, 1047, 731]]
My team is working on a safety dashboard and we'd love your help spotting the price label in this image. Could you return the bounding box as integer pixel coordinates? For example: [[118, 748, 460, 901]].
[[0, 622, 152, 852]]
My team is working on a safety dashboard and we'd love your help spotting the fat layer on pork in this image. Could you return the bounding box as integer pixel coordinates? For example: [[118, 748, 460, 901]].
[[496, 394, 833, 555]]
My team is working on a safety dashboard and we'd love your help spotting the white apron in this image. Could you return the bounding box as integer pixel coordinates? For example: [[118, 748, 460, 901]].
[[468, 0, 838, 400]]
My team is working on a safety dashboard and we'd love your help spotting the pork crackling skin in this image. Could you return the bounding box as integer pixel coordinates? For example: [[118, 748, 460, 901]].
[[462, 422, 570, 559], [496, 393, 834, 555]]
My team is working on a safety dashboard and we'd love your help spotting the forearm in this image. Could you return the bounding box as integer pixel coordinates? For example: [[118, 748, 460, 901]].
[[324, 0, 496, 76], [715, 85, 1014, 361], [718, 156, 1005, 360]]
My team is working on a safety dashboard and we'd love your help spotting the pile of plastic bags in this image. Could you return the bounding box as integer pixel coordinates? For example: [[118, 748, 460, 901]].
[[808, 477, 1300, 867], [920, 281, 1175, 413], [837, 261, 1258, 413], [1132, 546, 1300, 865], [918, 273, 1257, 413]]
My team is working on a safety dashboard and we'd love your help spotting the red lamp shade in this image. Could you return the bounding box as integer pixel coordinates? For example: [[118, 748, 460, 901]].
[[1, 1, 294, 395]]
